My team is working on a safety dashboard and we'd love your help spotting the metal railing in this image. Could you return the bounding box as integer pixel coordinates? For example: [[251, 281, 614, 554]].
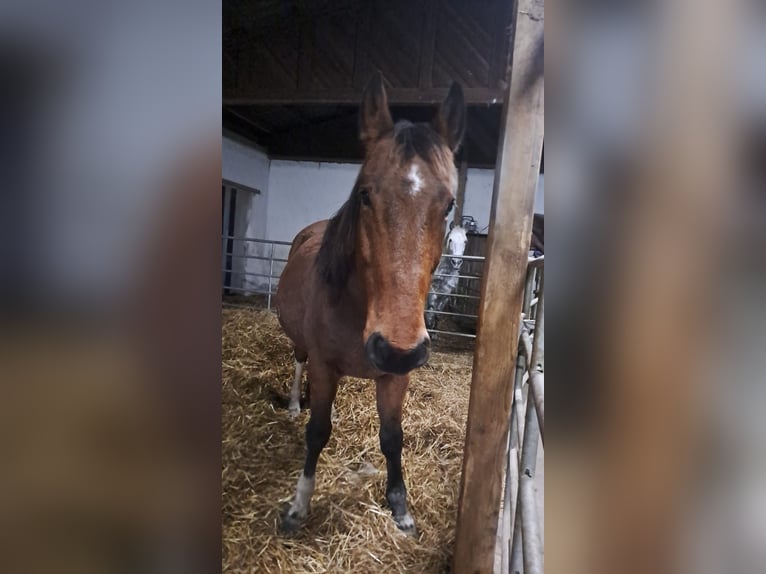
[[222, 236, 291, 309], [499, 256, 544, 574], [221, 235, 487, 340]]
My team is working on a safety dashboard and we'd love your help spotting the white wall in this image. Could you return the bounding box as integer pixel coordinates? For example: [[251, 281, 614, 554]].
[[461, 169, 544, 232], [265, 160, 361, 242], [264, 161, 544, 242], [220, 140, 545, 291], [222, 134, 272, 293], [222, 134, 270, 240]]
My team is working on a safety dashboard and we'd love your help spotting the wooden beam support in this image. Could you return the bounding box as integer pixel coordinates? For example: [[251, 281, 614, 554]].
[[454, 154, 468, 227], [488, 0, 515, 89], [452, 0, 544, 571]]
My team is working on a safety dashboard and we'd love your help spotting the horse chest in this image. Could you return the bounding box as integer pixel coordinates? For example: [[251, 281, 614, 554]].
[[309, 307, 380, 379]]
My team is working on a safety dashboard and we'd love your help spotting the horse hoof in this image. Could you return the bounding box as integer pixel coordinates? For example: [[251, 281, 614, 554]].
[[394, 513, 418, 538], [288, 403, 300, 418], [279, 512, 304, 535]]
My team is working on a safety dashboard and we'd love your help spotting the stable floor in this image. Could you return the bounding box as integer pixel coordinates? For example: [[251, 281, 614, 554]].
[[222, 308, 474, 573]]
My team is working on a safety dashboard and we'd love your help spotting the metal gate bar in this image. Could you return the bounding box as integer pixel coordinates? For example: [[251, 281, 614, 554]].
[[221, 235, 488, 340], [500, 257, 544, 574]]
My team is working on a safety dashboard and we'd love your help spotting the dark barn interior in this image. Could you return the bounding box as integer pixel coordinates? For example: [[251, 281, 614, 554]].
[[223, 0, 519, 167]]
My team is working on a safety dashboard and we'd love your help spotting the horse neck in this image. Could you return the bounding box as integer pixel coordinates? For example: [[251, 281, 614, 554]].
[[435, 258, 452, 275], [335, 265, 367, 310]]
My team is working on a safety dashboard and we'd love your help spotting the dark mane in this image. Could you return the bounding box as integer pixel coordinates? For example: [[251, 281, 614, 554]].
[[393, 120, 444, 163], [316, 121, 445, 297], [316, 183, 362, 297]]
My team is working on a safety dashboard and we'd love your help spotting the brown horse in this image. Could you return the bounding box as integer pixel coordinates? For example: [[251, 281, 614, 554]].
[[275, 72, 465, 535]]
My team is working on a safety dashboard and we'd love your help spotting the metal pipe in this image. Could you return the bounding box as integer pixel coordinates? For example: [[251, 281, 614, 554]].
[[224, 253, 290, 263], [267, 243, 274, 310], [423, 309, 479, 319], [520, 476, 543, 574], [519, 328, 545, 441], [511, 357, 525, 482], [221, 269, 281, 279], [530, 270, 545, 371], [425, 329, 476, 339], [514, 389, 527, 460], [508, 346, 527, 574], [221, 235, 293, 245], [514, 349, 528, 463], [510, 393, 544, 574], [221, 285, 276, 295], [522, 266, 536, 318], [529, 371, 544, 444], [520, 398, 543, 574], [426, 291, 481, 301], [510, 497, 523, 573], [502, 420, 519, 573], [430, 272, 483, 281], [437, 253, 486, 261], [520, 330, 533, 364]]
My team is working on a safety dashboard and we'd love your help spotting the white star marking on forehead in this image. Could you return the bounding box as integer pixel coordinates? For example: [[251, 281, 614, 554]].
[[407, 164, 424, 196]]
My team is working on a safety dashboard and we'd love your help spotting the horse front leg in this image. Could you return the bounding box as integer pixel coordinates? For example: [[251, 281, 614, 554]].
[[281, 359, 338, 533], [376, 373, 417, 536]]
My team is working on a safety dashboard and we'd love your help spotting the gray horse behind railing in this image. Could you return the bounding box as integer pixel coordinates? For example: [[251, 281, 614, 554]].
[[425, 226, 468, 331]]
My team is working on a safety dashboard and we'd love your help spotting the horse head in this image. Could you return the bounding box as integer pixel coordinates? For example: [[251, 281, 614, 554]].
[[446, 226, 467, 270], [317, 72, 465, 374]]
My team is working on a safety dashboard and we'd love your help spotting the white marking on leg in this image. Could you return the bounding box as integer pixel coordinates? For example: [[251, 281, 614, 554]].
[[407, 164, 424, 196], [288, 360, 304, 417], [395, 511, 416, 531], [287, 473, 315, 520]]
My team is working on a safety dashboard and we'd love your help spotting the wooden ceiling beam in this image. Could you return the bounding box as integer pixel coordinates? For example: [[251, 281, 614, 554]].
[[224, 87, 505, 106], [224, 107, 274, 134]]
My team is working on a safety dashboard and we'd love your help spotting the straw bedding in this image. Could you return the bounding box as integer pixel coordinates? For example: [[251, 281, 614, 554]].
[[222, 307, 474, 573]]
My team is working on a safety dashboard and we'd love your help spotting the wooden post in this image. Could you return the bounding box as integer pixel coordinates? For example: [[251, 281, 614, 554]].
[[454, 154, 468, 227], [452, 0, 544, 571]]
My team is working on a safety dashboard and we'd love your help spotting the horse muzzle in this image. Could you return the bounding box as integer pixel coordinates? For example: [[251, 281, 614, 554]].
[[365, 332, 430, 375]]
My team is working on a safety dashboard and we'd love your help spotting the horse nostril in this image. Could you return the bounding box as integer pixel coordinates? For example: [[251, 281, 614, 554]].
[[365, 332, 430, 375], [365, 332, 388, 365]]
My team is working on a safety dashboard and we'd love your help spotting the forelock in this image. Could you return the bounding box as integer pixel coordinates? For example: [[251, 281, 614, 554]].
[[393, 121, 450, 166]]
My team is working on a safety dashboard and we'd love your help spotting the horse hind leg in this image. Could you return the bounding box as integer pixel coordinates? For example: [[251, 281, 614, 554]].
[[288, 360, 304, 418], [281, 359, 338, 534], [288, 348, 308, 418], [289, 363, 337, 421]]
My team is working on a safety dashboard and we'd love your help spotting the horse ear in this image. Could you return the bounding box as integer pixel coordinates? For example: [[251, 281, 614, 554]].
[[433, 82, 466, 152], [359, 71, 394, 148]]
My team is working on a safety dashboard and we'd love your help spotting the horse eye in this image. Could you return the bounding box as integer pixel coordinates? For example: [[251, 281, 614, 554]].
[[445, 199, 455, 217], [359, 188, 371, 206]]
